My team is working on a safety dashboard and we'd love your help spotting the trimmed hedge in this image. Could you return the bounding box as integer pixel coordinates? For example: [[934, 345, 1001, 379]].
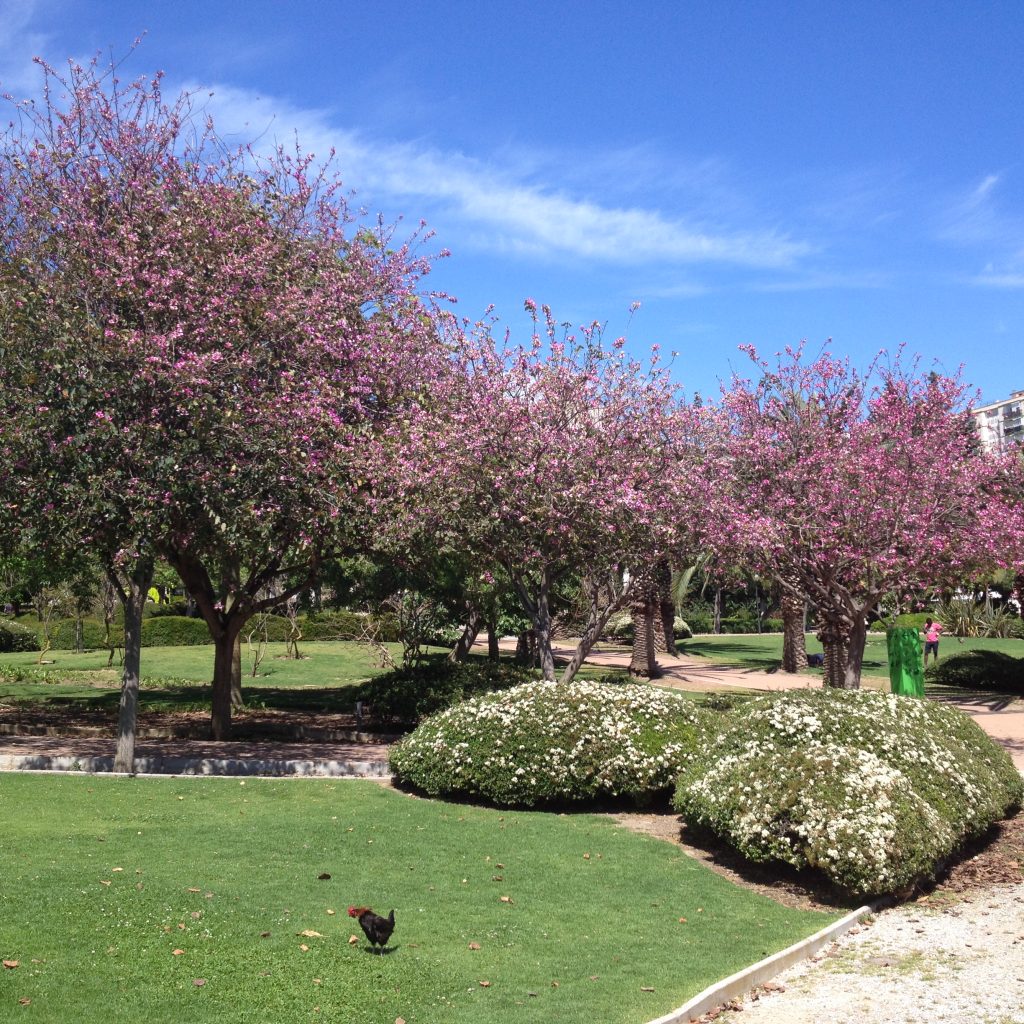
[[300, 611, 400, 644], [390, 679, 711, 806], [357, 660, 533, 724], [672, 689, 1022, 897], [0, 618, 40, 653], [926, 650, 1024, 694]]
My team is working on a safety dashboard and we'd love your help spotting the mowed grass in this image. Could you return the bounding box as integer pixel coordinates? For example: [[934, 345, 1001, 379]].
[[677, 632, 1024, 685], [0, 776, 837, 1024], [0, 642, 405, 715]]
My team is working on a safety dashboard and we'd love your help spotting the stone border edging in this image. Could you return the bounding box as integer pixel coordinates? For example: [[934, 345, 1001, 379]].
[[0, 753, 391, 778], [646, 902, 878, 1024]]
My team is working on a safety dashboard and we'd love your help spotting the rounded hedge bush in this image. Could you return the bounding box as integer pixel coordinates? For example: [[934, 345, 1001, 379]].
[[37, 617, 117, 650], [672, 689, 1023, 897], [301, 611, 400, 644], [140, 616, 210, 646], [390, 679, 710, 807], [926, 650, 1024, 694], [0, 618, 40, 653], [357, 660, 534, 724]]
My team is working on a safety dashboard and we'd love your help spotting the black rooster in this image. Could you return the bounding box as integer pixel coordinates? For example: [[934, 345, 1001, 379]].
[[348, 905, 395, 952]]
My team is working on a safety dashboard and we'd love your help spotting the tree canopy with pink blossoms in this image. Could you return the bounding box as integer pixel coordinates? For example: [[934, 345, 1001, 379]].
[[0, 53, 446, 755], [714, 345, 1024, 688], [377, 302, 701, 681]]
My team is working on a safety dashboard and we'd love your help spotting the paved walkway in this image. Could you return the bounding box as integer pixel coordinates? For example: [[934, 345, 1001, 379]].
[[0, 641, 1021, 774]]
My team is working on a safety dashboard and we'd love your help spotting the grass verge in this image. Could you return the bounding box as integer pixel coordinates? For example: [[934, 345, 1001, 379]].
[[0, 776, 837, 1024]]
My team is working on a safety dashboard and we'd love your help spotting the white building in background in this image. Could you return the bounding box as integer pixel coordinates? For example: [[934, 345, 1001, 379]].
[[973, 389, 1024, 452]]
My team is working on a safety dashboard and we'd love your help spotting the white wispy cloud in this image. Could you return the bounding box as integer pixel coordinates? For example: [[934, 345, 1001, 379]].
[[186, 82, 812, 271]]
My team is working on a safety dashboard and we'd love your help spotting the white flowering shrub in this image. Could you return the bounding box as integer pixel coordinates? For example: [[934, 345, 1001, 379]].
[[673, 690, 1023, 897], [389, 679, 710, 806]]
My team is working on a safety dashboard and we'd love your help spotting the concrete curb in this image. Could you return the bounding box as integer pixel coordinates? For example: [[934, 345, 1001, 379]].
[[646, 902, 877, 1024], [0, 753, 391, 778]]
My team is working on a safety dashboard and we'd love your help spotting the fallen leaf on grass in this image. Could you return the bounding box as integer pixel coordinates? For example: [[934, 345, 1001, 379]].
[[296, 930, 323, 938], [260, 932, 271, 939], [172, 949, 185, 956], [299, 944, 310, 952], [468, 942, 481, 950], [100, 880, 111, 887], [326, 909, 336, 916], [348, 935, 359, 945], [678, 917, 687, 923], [396, 1018, 406, 1024], [491, 875, 504, 882], [499, 896, 513, 904], [187, 888, 201, 893], [583, 853, 591, 860], [192, 979, 206, 987], [478, 980, 491, 988], [318, 873, 331, 880], [641, 986, 656, 992], [550, 980, 559, 988], [3, 960, 19, 969], [18, 997, 30, 1005]]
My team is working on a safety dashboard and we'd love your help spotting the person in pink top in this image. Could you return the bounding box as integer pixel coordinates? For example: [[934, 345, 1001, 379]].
[[921, 616, 943, 667]]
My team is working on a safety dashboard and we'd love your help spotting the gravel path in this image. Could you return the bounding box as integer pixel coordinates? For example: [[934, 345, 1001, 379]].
[[707, 884, 1024, 1024]]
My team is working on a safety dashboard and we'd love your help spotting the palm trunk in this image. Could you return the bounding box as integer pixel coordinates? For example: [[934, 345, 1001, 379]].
[[628, 596, 657, 676], [781, 588, 808, 673]]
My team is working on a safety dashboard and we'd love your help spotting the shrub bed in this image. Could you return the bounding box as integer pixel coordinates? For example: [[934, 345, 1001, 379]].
[[390, 679, 710, 806], [926, 650, 1024, 694], [673, 690, 1023, 897], [357, 659, 533, 724]]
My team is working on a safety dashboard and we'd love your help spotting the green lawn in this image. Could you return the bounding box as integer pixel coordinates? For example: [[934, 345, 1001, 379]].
[[0, 642, 406, 716], [0, 775, 837, 1024], [677, 632, 1024, 683]]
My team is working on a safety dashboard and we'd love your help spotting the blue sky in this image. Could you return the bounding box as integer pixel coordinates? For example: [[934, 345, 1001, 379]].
[[2, 0, 1022, 402]]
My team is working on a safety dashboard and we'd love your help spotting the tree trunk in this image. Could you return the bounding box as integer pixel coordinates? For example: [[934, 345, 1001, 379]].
[[514, 630, 537, 667], [713, 588, 722, 634], [510, 571, 557, 679], [487, 621, 500, 662], [533, 590, 557, 680], [449, 609, 482, 663], [114, 556, 154, 774], [231, 632, 243, 708], [559, 577, 631, 685], [780, 584, 808, 674], [211, 626, 242, 740]]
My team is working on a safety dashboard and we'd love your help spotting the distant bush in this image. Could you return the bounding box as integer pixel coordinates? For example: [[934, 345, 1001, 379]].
[[38, 618, 118, 650], [926, 650, 1024, 694], [301, 611, 400, 644], [0, 618, 40, 653], [673, 689, 1022, 898], [869, 612, 932, 634], [140, 616, 210, 647], [391, 679, 711, 807], [358, 659, 533, 724], [144, 601, 190, 618]]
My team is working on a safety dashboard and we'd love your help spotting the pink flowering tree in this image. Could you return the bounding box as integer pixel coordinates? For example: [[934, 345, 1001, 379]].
[[0, 54, 444, 756], [377, 302, 699, 682], [715, 346, 1024, 688]]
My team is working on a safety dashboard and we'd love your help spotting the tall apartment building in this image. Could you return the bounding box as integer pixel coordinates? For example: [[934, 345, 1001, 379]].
[[973, 389, 1024, 452]]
